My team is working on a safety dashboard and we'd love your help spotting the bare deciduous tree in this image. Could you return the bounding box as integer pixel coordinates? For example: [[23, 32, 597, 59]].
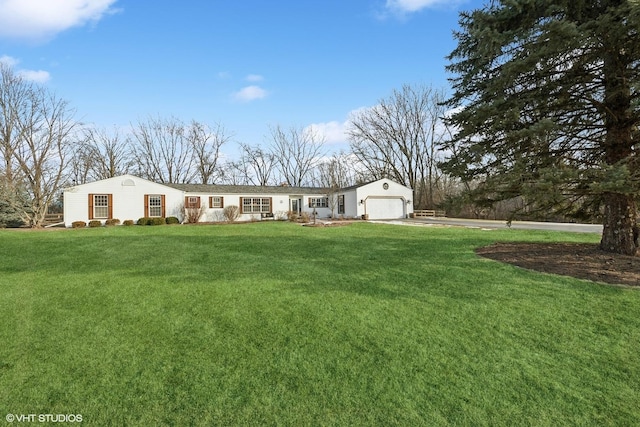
[[216, 160, 252, 185], [188, 120, 230, 184], [10, 81, 77, 226], [67, 141, 93, 186], [0, 63, 29, 188], [130, 117, 229, 185], [239, 142, 276, 186], [0, 64, 30, 224], [347, 84, 449, 209], [79, 126, 132, 181], [269, 124, 327, 187], [131, 116, 195, 184], [312, 152, 356, 218], [313, 151, 355, 189]]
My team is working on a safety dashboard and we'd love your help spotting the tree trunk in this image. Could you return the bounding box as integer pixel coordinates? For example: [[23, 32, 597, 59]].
[[600, 192, 638, 256], [599, 37, 636, 256]]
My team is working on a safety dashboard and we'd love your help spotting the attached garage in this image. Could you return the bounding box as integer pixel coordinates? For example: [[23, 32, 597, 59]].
[[365, 197, 407, 220], [337, 179, 413, 220]]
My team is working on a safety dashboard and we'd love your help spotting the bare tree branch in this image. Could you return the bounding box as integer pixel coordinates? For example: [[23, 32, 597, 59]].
[[78, 125, 132, 181], [269, 124, 327, 187], [188, 120, 230, 184], [131, 116, 195, 184], [347, 84, 449, 208], [239, 142, 276, 186], [12, 84, 77, 226]]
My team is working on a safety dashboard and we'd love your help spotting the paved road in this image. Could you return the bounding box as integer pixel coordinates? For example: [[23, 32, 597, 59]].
[[379, 217, 603, 234]]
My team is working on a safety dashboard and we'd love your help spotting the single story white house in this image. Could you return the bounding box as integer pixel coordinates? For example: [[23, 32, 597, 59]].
[[62, 174, 414, 227]]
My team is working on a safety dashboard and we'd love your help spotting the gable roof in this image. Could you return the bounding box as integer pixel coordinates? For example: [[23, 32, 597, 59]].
[[338, 178, 411, 192], [165, 182, 329, 195], [65, 175, 411, 195], [63, 174, 177, 191]]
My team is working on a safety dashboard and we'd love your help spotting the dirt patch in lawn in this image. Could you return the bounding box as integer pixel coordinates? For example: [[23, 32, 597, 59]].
[[476, 242, 640, 287]]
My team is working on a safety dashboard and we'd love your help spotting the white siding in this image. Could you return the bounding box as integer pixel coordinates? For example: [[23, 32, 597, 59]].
[[303, 196, 332, 218], [63, 175, 184, 227], [199, 194, 289, 222], [357, 179, 413, 219], [197, 194, 330, 222], [341, 190, 359, 218]]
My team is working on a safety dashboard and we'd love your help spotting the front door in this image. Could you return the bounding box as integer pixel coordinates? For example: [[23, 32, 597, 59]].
[[290, 198, 302, 214]]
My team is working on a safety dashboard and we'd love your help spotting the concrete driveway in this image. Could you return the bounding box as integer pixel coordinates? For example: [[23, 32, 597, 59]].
[[377, 217, 603, 234]]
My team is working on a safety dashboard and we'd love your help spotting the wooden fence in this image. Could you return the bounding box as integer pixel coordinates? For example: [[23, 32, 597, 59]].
[[411, 210, 446, 218], [44, 213, 64, 224]]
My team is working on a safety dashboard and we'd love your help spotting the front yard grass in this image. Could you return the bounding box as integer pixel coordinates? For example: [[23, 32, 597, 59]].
[[0, 222, 638, 426]]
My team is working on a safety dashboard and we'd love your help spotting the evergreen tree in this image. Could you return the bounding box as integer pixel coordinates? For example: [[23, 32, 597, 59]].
[[0, 178, 26, 227], [443, 0, 640, 255]]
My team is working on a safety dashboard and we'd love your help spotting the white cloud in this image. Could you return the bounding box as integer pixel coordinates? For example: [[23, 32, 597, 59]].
[[0, 55, 51, 83], [306, 121, 349, 145], [18, 69, 50, 83], [384, 0, 462, 15], [233, 85, 268, 102], [0, 55, 18, 67], [246, 74, 264, 82], [0, 0, 119, 41]]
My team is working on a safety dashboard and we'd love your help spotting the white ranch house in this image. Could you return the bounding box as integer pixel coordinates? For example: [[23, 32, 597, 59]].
[[63, 174, 413, 227]]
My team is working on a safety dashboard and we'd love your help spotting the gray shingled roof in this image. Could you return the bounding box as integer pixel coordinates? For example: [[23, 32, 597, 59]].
[[165, 183, 330, 195], [338, 180, 377, 192]]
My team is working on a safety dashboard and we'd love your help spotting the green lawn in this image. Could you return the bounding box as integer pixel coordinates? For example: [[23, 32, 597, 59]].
[[0, 222, 638, 426]]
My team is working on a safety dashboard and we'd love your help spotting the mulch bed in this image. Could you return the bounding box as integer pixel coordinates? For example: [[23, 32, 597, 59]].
[[476, 242, 640, 287]]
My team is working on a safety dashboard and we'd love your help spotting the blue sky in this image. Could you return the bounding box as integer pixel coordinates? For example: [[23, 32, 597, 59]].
[[0, 0, 482, 159]]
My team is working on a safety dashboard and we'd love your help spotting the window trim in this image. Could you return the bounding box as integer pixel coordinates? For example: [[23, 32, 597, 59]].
[[88, 194, 112, 219], [337, 195, 345, 214], [209, 196, 224, 209], [185, 196, 201, 209], [145, 194, 166, 218], [308, 197, 329, 208], [240, 197, 272, 214]]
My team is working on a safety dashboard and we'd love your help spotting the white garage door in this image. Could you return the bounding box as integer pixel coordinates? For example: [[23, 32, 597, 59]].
[[366, 198, 405, 220]]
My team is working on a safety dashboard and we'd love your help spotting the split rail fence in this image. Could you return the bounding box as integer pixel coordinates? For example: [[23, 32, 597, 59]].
[[411, 210, 446, 218]]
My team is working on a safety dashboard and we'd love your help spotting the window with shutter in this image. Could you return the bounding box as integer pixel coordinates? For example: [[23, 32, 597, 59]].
[[185, 196, 200, 209], [148, 195, 163, 217], [209, 196, 223, 208], [92, 194, 110, 218]]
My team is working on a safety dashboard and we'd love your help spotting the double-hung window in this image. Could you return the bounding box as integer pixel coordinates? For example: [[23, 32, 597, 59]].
[[144, 195, 165, 217], [338, 195, 345, 214], [185, 196, 201, 209], [149, 196, 162, 217], [241, 197, 271, 214], [89, 194, 112, 219], [94, 195, 109, 218], [209, 196, 224, 208]]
